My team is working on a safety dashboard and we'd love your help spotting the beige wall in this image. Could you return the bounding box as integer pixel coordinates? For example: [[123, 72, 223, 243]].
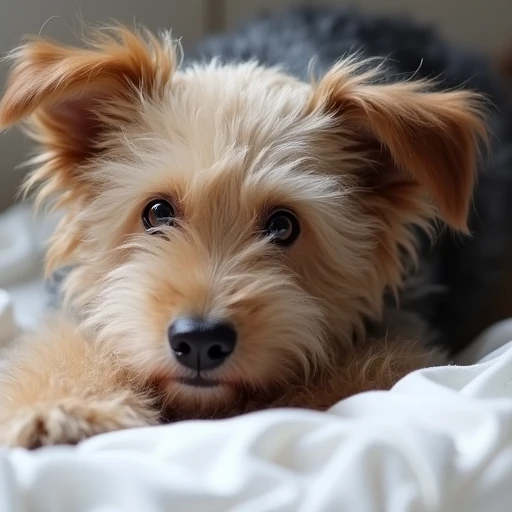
[[0, 0, 510, 211]]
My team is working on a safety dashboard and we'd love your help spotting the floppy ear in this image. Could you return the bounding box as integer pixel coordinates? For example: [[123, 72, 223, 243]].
[[0, 27, 175, 202], [308, 58, 488, 232]]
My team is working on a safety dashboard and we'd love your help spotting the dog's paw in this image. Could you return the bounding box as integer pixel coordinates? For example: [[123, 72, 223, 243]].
[[0, 391, 157, 449]]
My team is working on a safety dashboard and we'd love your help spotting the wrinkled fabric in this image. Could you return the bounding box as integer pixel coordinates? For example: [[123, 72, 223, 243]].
[[0, 204, 56, 330]]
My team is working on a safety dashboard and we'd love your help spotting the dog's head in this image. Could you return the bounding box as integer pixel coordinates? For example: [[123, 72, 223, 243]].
[[0, 28, 486, 416]]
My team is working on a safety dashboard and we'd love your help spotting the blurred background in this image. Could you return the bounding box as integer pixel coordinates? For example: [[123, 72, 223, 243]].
[[0, 0, 511, 212]]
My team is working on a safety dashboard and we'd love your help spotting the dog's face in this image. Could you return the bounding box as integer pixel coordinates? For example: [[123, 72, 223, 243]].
[[0, 29, 486, 416]]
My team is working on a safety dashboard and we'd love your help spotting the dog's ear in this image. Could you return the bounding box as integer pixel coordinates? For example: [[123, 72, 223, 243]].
[[308, 59, 488, 232], [0, 27, 175, 200]]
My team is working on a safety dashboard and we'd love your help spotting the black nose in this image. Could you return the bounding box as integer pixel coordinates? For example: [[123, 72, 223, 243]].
[[169, 317, 237, 371]]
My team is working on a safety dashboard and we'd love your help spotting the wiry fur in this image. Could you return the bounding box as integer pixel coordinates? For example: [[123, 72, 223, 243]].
[[0, 23, 487, 447]]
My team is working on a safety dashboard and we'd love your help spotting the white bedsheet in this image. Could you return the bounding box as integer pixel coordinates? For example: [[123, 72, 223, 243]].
[[0, 204, 511, 511], [0, 317, 511, 511], [0, 204, 55, 330]]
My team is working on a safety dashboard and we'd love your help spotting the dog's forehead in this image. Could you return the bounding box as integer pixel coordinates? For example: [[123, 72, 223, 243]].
[[114, 62, 338, 202], [103, 62, 343, 225], [175, 61, 311, 127], [142, 62, 323, 170]]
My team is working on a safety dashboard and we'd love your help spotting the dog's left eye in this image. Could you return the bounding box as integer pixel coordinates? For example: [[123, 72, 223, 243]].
[[265, 210, 300, 246], [142, 199, 175, 231]]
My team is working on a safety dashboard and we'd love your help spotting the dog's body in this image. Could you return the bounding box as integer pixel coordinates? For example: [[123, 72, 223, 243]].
[[0, 8, 509, 448]]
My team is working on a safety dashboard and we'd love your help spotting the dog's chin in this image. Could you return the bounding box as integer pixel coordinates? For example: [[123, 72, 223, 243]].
[[149, 369, 284, 420], [168, 376, 239, 396], [177, 376, 224, 389]]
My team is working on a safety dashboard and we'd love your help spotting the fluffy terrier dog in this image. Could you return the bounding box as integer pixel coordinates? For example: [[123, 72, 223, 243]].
[[0, 23, 488, 448]]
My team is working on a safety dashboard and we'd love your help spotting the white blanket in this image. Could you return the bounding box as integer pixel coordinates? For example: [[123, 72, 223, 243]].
[[0, 318, 511, 511], [0, 204, 55, 330], [0, 205, 511, 511]]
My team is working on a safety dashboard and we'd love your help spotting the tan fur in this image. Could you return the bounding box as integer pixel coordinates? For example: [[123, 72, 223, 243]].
[[0, 317, 158, 447], [0, 27, 487, 447], [272, 337, 443, 410]]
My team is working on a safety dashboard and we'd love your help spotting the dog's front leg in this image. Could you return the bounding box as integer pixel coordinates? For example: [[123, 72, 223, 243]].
[[0, 317, 158, 448]]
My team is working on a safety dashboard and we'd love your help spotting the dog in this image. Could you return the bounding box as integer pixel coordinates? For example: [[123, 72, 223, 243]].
[[0, 17, 493, 448]]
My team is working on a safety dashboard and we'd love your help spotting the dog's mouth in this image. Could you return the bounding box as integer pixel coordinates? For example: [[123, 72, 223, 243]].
[[178, 376, 223, 388]]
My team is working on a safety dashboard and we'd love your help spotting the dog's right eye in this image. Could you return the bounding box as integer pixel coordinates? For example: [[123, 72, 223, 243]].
[[142, 199, 175, 231]]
